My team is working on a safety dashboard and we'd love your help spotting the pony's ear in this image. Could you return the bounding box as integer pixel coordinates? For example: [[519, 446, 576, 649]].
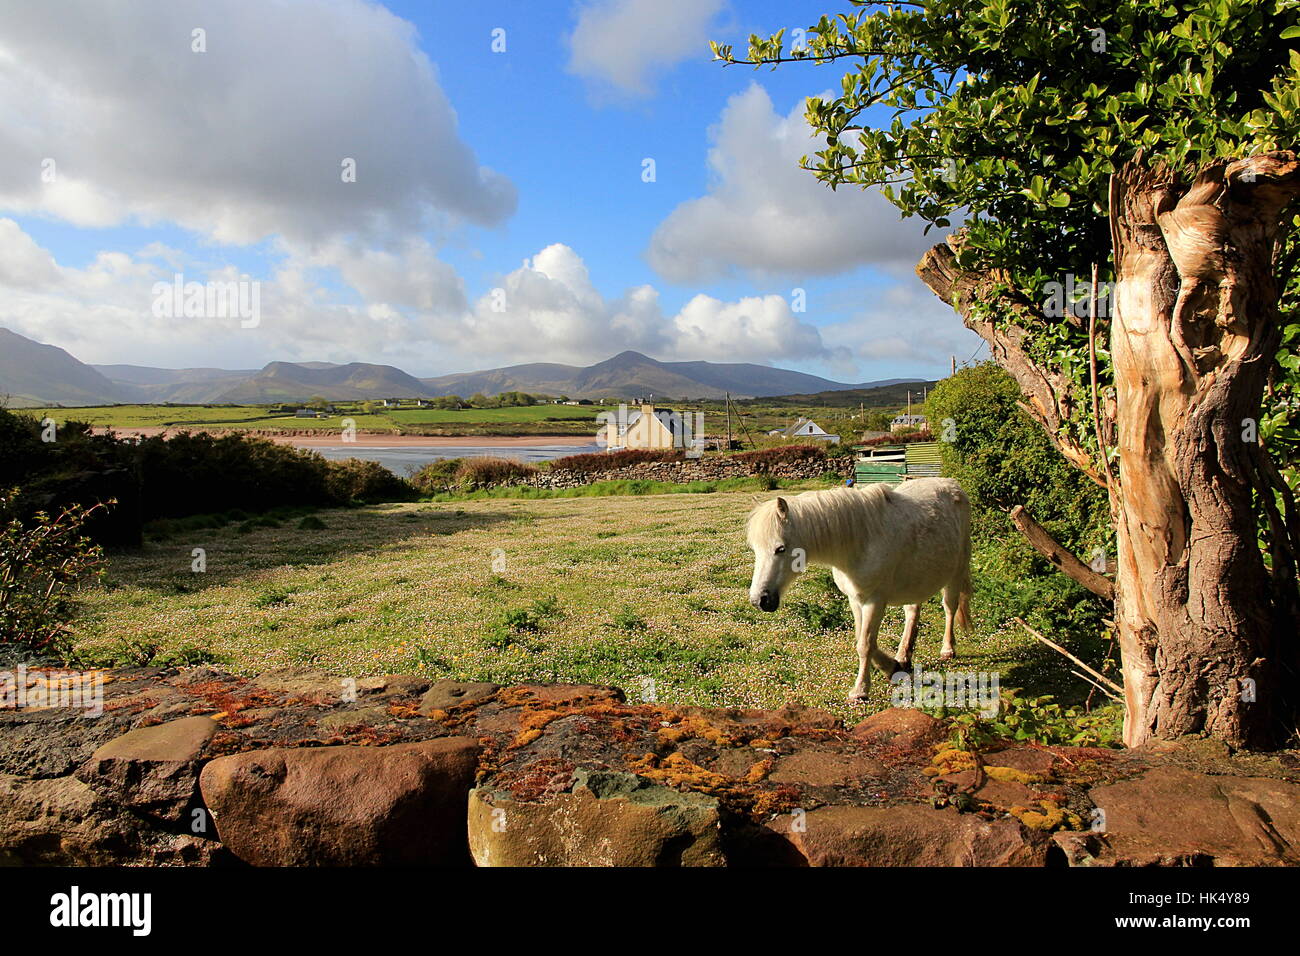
[[775, 497, 789, 519]]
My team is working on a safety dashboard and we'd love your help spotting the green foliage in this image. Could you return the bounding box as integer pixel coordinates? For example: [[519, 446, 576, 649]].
[[0, 488, 108, 652], [942, 689, 1124, 749], [720, 0, 1300, 511], [926, 363, 1110, 551], [928, 363, 1110, 639]]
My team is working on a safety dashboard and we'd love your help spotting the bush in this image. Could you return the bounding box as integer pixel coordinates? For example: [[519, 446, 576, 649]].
[[548, 448, 683, 474], [0, 487, 108, 652], [860, 430, 934, 446], [323, 457, 413, 503], [408, 458, 466, 494], [925, 362, 1109, 552], [452, 456, 537, 490], [926, 362, 1112, 648], [731, 444, 825, 472], [0, 407, 417, 545]]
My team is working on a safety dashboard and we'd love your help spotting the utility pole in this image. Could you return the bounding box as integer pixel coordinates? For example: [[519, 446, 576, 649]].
[[725, 392, 732, 450], [951, 355, 957, 376]]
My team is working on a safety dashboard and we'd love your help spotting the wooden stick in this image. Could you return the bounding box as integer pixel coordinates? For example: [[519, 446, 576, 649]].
[[1013, 616, 1124, 696], [1071, 669, 1123, 702], [1009, 504, 1115, 601]]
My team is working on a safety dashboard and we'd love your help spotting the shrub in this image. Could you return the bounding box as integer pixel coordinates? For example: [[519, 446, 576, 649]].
[[453, 456, 537, 490], [323, 457, 413, 503], [409, 458, 465, 494], [0, 487, 108, 652], [548, 448, 683, 474], [860, 429, 934, 446], [731, 444, 825, 472]]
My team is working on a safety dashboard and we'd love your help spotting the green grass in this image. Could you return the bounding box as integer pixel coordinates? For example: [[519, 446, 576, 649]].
[[26, 402, 599, 434], [63, 489, 1109, 722]]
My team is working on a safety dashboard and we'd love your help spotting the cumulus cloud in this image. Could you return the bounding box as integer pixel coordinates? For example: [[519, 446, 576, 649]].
[[0, 222, 844, 374], [458, 243, 835, 367], [819, 282, 983, 374], [0, 0, 515, 246], [647, 84, 934, 283], [566, 0, 725, 97]]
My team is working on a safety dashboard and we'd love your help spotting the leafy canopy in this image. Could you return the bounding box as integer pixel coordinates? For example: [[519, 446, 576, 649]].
[[715, 0, 1300, 468]]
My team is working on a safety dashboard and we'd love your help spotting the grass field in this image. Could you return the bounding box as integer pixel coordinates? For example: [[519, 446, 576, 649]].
[[26, 403, 600, 435], [68, 489, 1092, 721]]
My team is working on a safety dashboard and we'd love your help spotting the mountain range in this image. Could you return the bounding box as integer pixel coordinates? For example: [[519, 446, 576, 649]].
[[0, 328, 923, 406]]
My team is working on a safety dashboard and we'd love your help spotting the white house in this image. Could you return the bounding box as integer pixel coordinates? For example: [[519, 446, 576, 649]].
[[775, 417, 840, 444], [603, 403, 703, 453], [890, 414, 928, 433]]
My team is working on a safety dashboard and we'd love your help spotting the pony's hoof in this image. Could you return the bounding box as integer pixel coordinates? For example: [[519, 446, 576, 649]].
[[896, 658, 912, 672], [939, 650, 955, 661], [846, 690, 870, 703]]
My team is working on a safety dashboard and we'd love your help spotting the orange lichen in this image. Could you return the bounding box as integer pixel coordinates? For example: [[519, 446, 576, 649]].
[[745, 758, 775, 783], [1008, 799, 1083, 832], [925, 746, 977, 776], [626, 752, 731, 792], [984, 765, 1046, 785]]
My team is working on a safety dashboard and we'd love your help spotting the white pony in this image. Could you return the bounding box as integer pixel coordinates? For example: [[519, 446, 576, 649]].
[[747, 478, 972, 702]]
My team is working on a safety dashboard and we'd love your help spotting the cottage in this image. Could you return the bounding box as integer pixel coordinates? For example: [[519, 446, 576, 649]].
[[774, 417, 840, 444], [604, 403, 702, 452], [890, 414, 928, 433]]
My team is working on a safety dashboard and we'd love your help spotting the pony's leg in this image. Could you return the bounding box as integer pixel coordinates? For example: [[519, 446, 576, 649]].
[[940, 585, 958, 660], [896, 604, 921, 669], [848, 601, 893, 702]]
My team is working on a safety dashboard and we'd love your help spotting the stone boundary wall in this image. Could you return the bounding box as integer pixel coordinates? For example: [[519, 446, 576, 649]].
[[3, 664, 1298, 867], [512, 455, 854, 491]]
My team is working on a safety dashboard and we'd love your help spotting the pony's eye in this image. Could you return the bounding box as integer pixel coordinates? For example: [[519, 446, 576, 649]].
[[775, 545, 786, 555]]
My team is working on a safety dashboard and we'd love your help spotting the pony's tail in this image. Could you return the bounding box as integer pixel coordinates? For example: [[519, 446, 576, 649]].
[[955, 553, 973, 634]]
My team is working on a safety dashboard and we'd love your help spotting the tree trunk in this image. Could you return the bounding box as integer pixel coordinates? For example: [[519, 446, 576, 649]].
[[917, 151, 1300, 750], [1109, 153, 1300, 749]]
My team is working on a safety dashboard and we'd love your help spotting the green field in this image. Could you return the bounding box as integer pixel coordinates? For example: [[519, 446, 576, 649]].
[[68, 489, 1089, 721], [26, 402, 601, 435], [23, 398, 905, 441]]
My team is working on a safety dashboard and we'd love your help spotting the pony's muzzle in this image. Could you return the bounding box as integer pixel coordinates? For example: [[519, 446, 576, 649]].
[[755, 589, 780, 612]]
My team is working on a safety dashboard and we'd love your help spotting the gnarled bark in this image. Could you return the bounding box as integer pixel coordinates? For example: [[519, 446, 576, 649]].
[[918, 151, 1300, 749], [1109, 152, 1300, 748]]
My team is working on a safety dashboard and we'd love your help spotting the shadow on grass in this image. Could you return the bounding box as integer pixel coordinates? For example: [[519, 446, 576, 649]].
[[101, 504, 521, 594]]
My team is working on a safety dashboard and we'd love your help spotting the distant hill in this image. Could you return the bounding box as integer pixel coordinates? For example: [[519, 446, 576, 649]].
[[755, 380, 941, 408], [1, 329, 928, 405], [421, 350, 920, 400], [0, 328, 132, 406], [213, 361, 436, 403]]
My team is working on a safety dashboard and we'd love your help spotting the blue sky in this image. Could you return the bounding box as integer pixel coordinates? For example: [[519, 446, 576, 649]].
[[0, 0, 979, 380]]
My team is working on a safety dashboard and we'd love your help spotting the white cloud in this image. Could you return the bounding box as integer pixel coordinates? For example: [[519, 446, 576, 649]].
[[647, 84, 934, 282], [819, 282, 983, 374], [0, 221, 847, 374], [567, 0, 725, 97], [0, 0, 515, 246]]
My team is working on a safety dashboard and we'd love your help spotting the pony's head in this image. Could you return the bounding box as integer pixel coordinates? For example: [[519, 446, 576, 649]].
[[746, 496, 800, 612]]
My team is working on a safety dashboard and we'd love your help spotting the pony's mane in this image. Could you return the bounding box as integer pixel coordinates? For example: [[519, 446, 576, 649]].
[[747, 485, 893, 559]]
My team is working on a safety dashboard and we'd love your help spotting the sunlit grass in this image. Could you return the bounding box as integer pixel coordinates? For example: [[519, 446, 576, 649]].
[[71, 490, 1043, 721]]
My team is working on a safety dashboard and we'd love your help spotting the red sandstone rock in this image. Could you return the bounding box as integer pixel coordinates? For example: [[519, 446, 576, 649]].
[[75, 715, 218, 824], [851, 708, 948, 750], [771, 804, 1051, 866], [1087, 765, 1300, 865], [199, 736, 480, 866]]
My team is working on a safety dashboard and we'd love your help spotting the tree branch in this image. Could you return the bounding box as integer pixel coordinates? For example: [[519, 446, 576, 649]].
[[1009, 504, 1115, 601], [916, 234, 1108, 486]]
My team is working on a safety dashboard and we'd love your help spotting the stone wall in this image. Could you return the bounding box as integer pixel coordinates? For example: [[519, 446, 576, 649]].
[[3, 664, 1299, 867], [509, 455, 854, 491]]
